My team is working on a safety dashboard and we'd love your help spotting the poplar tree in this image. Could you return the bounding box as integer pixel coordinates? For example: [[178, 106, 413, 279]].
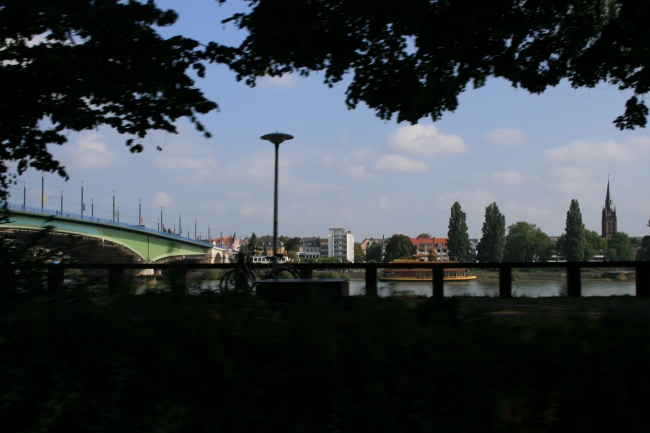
[[447, 202, 470, 262], [249, 233, 259, 254], [563, 199, 586, 261], [477, 202, 506, 263]]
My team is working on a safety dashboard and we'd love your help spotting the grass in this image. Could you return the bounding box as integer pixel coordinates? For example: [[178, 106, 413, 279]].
[[2, 287, 650, 432]]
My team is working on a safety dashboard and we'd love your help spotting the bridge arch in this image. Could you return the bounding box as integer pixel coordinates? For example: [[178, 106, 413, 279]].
[[2, 209, 219, 262]]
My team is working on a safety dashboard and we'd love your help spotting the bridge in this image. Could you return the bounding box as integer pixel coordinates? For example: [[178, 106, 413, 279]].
[[1, 204, 234, 263]]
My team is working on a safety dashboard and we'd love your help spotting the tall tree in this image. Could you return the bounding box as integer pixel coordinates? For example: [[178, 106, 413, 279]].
[[608, 232, 634, 261], [353, 242, 364, 263], [477, 202, 506, 263], [225, 1, 650, 130], [249, 232, 259, 253], [0, 0, 232, 201], [284, 237, 301, 252], [447, 202, 470, 262], [417, 233, 432, 239], [366, 242, 382, 263], [504, 222, 553, 262], [563, 199, 586, 261], [637, 236, 650, 261], [383, 234, 416, 263], [583, 230, 607, 261]]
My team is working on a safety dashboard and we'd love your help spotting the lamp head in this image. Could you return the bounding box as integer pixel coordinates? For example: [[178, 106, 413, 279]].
[[261, 132, 294, 145]]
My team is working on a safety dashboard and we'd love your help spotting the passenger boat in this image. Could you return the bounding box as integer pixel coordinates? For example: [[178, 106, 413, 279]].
[[378, 260, 476, 282]]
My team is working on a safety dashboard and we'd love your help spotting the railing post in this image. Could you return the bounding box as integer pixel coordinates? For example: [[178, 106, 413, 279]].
[[299, 264, 313, 279], [566, 263, 581, 297], [108, 266, 125, 296], [636, 262, 650, 297], [432, 266, 444, 298], [365, 264, 378, 297], [47, 266, 65, 291], [499, 265, 512, 298], [169, 266, 187, 295]]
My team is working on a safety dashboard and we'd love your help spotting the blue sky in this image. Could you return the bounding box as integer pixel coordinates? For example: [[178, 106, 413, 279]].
[[7, 0, 650, 240]]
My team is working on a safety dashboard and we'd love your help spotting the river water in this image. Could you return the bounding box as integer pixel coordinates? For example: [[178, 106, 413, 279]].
[[347, 279, 636, 297], [185, 278, 636, 297]]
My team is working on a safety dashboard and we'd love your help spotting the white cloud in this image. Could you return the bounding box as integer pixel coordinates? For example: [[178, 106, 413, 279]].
[[196, 200, 228, 215], [545, 139, 636, 164], [484, 128, 529, 146], [379, 195, 391, 209], [504, 201, 550, 221], [438, 191, 462, 204], [491, 170, 526, 184], [387, 124, 468, 156], [67, 133, 118, 169], [151, 191, 172, 207], [154, 155, 218, 171], [258, 73, 298, 88], [346, 165, 374, 180], [241, 203, 272, 220], [375, 154, 429, 172]]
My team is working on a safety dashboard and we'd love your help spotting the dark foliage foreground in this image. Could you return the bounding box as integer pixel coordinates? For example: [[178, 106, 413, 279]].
[[1, 291, 650, 433]]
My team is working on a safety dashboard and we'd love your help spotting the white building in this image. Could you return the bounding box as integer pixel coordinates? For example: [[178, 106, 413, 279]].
[[328, 228, 354, 262], [298, 237, 321, 260]]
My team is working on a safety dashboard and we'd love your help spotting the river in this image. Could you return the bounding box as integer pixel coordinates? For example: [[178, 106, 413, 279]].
[[184, 278, 636, 297]]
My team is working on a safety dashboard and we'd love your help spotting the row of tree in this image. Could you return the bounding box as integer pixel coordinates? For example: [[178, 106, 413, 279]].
[[448, 200, 649, 262]]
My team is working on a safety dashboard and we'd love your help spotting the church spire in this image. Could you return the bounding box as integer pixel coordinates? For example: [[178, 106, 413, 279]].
[[604, 179, 613, 212]]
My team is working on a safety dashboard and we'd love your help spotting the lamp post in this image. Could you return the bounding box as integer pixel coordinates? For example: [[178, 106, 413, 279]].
[[260, 132, 294, 258]]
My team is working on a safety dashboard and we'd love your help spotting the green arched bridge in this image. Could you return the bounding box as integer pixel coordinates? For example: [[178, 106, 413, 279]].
[[2, 205, 232, 263]]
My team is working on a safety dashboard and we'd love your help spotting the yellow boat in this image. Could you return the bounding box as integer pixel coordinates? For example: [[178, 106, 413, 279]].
[[378, 260, 477, 282]]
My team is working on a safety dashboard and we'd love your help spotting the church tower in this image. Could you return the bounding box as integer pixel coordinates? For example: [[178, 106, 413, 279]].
[[601, 180, 617, 239]]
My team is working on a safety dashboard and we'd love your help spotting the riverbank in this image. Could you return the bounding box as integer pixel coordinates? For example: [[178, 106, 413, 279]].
[[2, 292, 650, 432]]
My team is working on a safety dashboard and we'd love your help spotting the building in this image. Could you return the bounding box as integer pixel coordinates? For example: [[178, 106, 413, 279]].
[[433, 238, 450, 261], [299, 237, 321, 260], [328, 228, 354, 262], [319, 238, 328, 257], [408, 237, 450, 261], [257, 235, 286, 254], [410, 238, 434, 255], [602, 180, 617, 240], [359, 238, 386, 260]]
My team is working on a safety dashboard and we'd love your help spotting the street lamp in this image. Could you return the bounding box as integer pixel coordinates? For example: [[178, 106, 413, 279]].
[[260, 132, 294, 258]]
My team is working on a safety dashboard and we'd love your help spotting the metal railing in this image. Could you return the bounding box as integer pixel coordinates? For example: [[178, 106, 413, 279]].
[[34, 260, 650, 297]]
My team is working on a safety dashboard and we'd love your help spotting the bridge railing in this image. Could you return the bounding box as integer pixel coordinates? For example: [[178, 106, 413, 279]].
[[36, 260, 650, 298], [4, 203, 222, 249]]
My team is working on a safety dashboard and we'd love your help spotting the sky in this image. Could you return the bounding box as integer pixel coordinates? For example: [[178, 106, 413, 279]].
[[7, 0, 650, 241]]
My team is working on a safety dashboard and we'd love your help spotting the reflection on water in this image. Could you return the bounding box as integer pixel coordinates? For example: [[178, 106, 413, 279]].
[[134, 278, 636, 298], [349, 279, 636, 297]]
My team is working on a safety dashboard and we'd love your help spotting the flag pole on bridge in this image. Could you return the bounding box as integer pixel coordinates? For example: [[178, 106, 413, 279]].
[[113, 191, 116, 222], [139, 199, 142, 226], [60, 191, 63, 214], [41, 174, 44, 211], [23, 182, 26, 209], [81, 181, 84, 217]]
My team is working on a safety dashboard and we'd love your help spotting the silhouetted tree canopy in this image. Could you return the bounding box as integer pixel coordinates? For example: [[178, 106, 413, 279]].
[[563, 199, 586, 261], [504, 221, 553, 262], [447, 202, 469, 262], [224, 0, 650, 129], [383, 234, 416, 263], [0, 0, 231, 201], [477, 202, 506, 263]]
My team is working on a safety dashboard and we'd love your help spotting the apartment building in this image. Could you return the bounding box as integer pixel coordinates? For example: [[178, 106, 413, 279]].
[[328, 228, 354, 262], [299, 237, 321, 259]]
